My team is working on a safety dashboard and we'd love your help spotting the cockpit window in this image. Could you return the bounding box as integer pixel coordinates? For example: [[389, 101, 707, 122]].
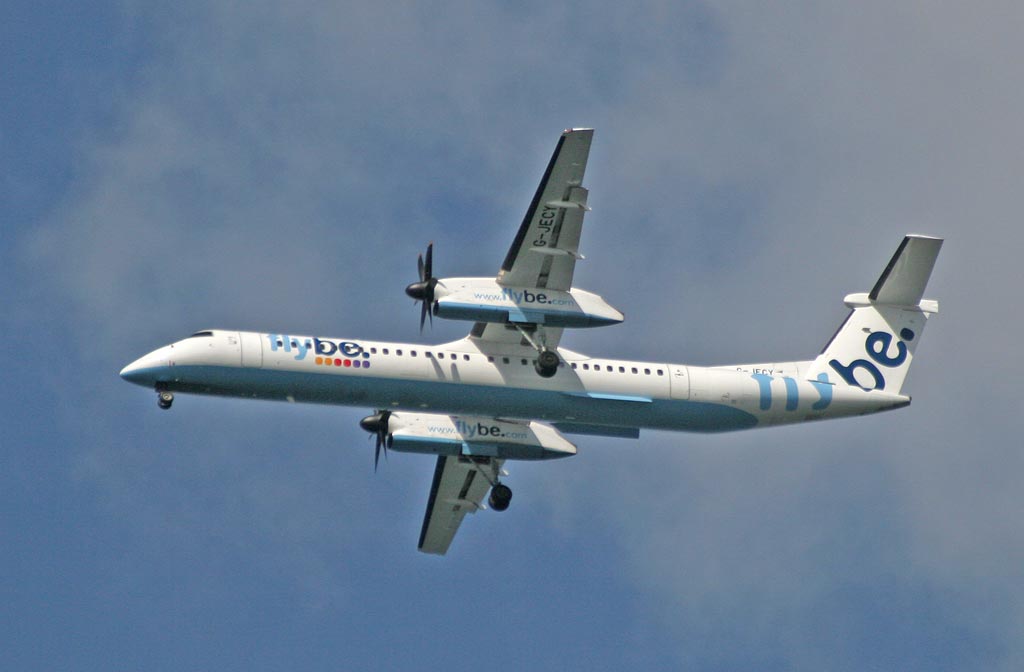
[[189, 331, 214, 338]]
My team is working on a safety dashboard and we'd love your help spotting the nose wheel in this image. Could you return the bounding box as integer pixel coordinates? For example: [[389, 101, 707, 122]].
[[157, 390, 174, 410]]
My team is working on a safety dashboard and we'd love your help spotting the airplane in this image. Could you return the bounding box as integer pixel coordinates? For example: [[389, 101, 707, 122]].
[[120, 128, 943, 555]]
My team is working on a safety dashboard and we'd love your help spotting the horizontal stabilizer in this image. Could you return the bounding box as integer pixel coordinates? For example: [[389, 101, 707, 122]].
[[869, 235, 943, 306]]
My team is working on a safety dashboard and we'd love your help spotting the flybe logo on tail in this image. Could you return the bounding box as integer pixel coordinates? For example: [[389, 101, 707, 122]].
[[829, 328, 914, 391], [267, 334, 372, 369]]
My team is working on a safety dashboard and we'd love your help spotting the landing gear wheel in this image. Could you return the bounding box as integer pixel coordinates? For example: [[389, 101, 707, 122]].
[[535, 349, 559, 378], [488, 483, 512, 511], [157, 390, 174, 410]]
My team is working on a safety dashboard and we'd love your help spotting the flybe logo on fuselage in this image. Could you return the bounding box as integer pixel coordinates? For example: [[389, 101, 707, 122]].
[[267, 334, 372, 369]]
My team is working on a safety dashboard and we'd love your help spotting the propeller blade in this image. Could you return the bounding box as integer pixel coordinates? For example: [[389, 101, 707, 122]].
[[407, 243, 437, 330], [361, 410, 392, 472]]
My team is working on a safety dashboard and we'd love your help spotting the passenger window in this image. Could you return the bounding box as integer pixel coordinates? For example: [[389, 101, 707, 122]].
[[521, 359, 528, 365], [397, 349, 403, 356], [502, 357, 510, 364], [644, 368, 651, 375], [571, 363, 578, 369], [631, 367, 638, 374], [383, 348, 389, 355], [463, 354, 470, 361], [583, 363, 590, 370], [657, 369, 664, 376], [411, 351, 417, 357]]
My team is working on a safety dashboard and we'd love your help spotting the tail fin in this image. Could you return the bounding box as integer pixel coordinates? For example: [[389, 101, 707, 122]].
[[806, 235, 943, 395]]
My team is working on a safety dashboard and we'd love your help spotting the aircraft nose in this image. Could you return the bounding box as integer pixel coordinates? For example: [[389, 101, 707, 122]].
[[120, 357, 150, 385], [120, 348, 169, 386]]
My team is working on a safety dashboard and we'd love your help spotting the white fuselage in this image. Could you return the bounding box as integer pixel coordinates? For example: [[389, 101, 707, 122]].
[[120, 330, 911, 434]]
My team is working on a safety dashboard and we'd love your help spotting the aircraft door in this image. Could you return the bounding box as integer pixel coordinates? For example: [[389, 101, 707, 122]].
[[240, 331, 263, 368], [669, 365, 690, 400]]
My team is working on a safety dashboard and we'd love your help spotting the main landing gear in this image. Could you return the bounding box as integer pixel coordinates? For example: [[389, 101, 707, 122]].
[[157, 389, 174, 410], [535, 349, 559, 378], [466, 457, 513, 511], [488, 483, 513, 511], [514, 325, 560, 378]]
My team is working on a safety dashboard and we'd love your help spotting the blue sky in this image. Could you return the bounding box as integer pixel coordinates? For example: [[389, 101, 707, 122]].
[[4, 2, 1023, 670]]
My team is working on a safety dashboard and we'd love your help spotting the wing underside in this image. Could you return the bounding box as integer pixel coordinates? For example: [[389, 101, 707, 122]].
[[498, 128, 593, 291], [472, 128, 594, 348], [418, 456, 503, 555]]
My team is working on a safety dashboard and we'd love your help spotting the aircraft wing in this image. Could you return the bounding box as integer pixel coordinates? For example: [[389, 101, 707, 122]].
[[418, 456, 504, 555], [470, 128, 595, 349], [499, 127, 593, 291]]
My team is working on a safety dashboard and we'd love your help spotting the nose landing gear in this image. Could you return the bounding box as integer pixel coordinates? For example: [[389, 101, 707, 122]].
[[157, 390, 174, 410]]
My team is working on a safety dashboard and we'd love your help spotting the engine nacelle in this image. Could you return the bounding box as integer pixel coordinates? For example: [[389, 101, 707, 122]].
[[384, 413, 577, 461], [432, 278, 623, 328]]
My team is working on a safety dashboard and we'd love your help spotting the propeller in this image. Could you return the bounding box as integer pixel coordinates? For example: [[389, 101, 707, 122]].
[[404, 242, 438, 332], [359, 410, 393, 472]]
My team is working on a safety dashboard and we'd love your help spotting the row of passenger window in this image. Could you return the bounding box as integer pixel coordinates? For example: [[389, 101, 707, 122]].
[[367, 347, 471, 361], [362, 345, 664, 376], [261, 337, 665, 378], [571, 362, 664, 376]]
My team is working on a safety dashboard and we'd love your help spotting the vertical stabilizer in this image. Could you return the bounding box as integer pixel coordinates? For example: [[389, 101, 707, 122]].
[[806, 235, 942, 395]]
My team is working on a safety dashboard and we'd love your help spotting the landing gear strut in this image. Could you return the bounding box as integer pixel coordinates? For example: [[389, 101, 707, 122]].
[[157, 390, 174, 410]]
